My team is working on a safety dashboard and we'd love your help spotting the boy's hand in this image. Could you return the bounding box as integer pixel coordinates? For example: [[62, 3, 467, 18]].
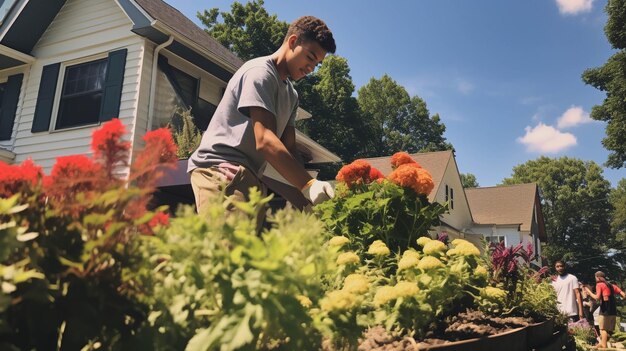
[[302, 180, 335, 205]]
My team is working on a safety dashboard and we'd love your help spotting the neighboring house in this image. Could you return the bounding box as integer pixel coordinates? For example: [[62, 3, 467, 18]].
[[0, 0, 339, 207], [365, 150, 546, 259]]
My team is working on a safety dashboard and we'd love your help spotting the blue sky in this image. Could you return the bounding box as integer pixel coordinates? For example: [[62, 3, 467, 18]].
[[167, 0, 624, 187]]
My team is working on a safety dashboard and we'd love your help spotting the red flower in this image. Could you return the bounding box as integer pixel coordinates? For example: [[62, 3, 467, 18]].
[[336, 159, 372, 188], [143, 128, 178, 165], [148, 211, 169, 227], [0, 159, 43, 197], [44, 155, 102, 198], [391, 152, 419, 169], [91, 119, 130, 175], [388, 163, 434, 195]]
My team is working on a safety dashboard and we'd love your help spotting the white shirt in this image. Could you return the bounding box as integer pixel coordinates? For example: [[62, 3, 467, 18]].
[[552, 273, 580, 317]]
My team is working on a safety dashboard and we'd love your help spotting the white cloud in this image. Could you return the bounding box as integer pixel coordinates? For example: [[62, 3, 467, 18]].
[[555, 0, 594, 15], [518, 123, 577, 153], [556, 106, 592, 128]]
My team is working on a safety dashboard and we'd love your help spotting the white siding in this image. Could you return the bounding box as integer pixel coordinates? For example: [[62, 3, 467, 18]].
[[436, 157, 473, 231], [13, 0, 145, 173]]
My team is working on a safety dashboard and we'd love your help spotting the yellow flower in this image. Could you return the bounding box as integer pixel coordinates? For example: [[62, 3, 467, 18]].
[[475, 265, 489, 278], [416, 236, 432, 247], [336, 252, 360, 265], [398, 251, 420, 271], [394, 281, 419, 298], [320, 290, 357, 312], [296, 295, 313, 308], [482, 286, 507, 300], [374, 286, 397, 306], [367, 240, 390, 256], [455, 243, 480, 256], [418, 256, 444, 270], [343, 274, 370, 294], [451, 239, 471, 247], [423, 240, 446, 255], [329, 236, 350, 247]]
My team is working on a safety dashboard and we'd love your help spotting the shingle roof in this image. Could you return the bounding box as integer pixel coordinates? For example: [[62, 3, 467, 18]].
[[134, 0, 243, 69], [363, 150, 453, 202], [465, 183, 538, 232]]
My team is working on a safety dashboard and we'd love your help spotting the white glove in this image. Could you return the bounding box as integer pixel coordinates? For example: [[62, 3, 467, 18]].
[[302, 179, 335, 205]]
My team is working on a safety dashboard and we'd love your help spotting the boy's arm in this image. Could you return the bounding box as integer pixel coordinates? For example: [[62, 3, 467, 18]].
[[584, 285, 600, 301], [250, 107, 311, 189], [280, 125, 302, 163]]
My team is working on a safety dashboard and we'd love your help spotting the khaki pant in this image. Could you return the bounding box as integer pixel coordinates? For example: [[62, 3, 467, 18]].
[[190, 166, 267, 231]]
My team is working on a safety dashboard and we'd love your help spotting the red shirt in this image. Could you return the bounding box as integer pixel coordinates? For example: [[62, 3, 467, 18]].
[[596, 282, 623, 300]]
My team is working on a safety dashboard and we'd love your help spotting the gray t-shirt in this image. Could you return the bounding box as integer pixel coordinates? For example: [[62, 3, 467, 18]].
[[188, 55, 298, 175]]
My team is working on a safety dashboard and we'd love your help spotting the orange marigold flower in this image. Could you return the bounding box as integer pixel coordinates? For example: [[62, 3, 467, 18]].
[[336, 159, 371, 187], [0, 159, 43, 197], [388, 163, 434, 195], [391, 152, 418, 169], [369, 167, 385, 182]]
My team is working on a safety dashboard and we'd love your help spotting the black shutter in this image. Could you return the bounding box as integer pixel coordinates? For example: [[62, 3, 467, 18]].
[[99, 48, 127, 122], [0, 74, 23, 140], [32, 63, 60, 133]]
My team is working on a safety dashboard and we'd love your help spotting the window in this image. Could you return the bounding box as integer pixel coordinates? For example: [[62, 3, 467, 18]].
[[445, 184, 454, 209], [55, 59, 107, 129], [487, 235, 506, 246], [0, 82, 6, 115]]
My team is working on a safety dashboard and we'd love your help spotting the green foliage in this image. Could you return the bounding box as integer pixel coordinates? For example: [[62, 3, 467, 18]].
[[460, 173, 479, 188], [316, 181, 447, 254], [581, 0, 626, 168], [134, 189, 336, 350], [357, 74, 453, 156], [501, 156, 616, 282], [611, 179, 626, 241], [170, 107, 203, 159], [197, 0, 288, 61], [296, 55, 371, 162]]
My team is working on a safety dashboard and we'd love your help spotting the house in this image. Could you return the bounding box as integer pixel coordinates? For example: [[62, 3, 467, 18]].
[[0, 0, 339, 207], [364, 150, 547, 259]]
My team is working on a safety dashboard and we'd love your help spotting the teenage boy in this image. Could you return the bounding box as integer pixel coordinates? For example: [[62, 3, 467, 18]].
[[583, 271, 626, 349], [188, 16, 336, 213], [551, 260, 584, 322]]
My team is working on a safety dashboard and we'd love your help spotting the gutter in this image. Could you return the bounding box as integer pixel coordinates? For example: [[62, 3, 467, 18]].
[[146, 35, 173, 131]]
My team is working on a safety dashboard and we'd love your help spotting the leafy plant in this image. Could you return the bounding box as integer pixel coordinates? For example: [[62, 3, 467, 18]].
[[0, 119, 177, 350], [316, 153, 447, 255], [170, 107, 202, 159]]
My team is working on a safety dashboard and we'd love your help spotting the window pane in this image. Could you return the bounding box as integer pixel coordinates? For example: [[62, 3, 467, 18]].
[[56, 92, 102, 129], [56, 59, 107, 129]]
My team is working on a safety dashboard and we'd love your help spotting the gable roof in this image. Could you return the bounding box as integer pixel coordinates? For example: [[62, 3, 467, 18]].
[[132, 0, 243, 70], [364, 150, 453, 202], [465, 183, 538, 232]]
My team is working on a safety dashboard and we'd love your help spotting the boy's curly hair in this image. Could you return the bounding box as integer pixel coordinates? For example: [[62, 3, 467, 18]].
[[286, 16, 336, 54]]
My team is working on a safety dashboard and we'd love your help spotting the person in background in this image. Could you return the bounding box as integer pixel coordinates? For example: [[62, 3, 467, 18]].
[[583, 271, 625, 349], [188, 16, 337, 218], [551, 260, 584, 322]]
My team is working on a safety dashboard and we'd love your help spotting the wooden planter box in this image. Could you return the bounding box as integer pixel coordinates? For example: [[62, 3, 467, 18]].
[[419, 327, 528, 351], [527, 319, 555, 349]]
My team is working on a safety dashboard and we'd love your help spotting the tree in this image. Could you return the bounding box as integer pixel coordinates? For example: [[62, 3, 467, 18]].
[[581, 0, 626, 169], [460, 173, 479, 188], [501, 157, 617, 282], [611, 179, 626, 243], [357, 75, 453, 157], [296, 55, 370, 163], [197, 0, 288, 60]]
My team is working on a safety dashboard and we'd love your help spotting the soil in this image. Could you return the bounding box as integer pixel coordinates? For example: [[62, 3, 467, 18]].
[[353, 310, 535, 351]]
